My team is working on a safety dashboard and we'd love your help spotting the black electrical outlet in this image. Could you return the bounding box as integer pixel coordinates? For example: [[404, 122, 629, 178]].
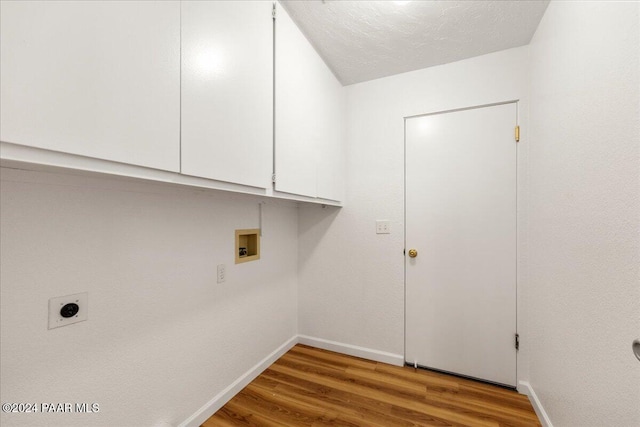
[[60, 303, 79, 318]]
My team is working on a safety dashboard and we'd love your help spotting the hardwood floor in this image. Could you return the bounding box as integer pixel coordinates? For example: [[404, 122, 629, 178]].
[[202, 344, 541, 427]]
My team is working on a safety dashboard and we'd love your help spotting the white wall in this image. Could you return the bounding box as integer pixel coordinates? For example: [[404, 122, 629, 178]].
[[527, 2, 640, 426], [0, 167, 298, 427], [298, 46, 531, 379]]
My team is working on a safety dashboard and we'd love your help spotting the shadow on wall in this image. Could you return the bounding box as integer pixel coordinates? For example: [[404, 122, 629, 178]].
[[297, 205, 341, 269]]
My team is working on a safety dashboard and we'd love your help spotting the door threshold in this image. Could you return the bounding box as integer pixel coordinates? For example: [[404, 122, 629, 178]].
[[405, 362, 516, 391]]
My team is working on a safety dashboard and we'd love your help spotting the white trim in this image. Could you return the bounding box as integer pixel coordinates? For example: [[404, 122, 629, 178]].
[[178, 335, 298, 427], [518, 381, 553, 427], [298, 334, 404, 366]]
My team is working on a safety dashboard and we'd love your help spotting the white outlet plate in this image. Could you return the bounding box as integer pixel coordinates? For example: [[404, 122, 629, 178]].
[[48, 292, 88, 329], [217, 264, 226, 283], [376, 220, 391, 234]]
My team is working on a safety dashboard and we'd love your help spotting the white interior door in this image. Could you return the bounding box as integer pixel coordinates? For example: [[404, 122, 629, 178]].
[[405, 102, 517, 387]]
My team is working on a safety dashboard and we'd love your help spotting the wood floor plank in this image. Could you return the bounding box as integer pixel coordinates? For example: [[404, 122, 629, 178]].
[[204, 403, 284, 427], [202, 345, 541, 427], [253, 376, 413, 427], [262, 385, 388, 427], [290, 345, 377, 371], [275, 356, 429, 402], [345, 366, 428, 394], [259, 368, 404, 424], [253, 364, 495, 427], [375, 363, 461, 393]]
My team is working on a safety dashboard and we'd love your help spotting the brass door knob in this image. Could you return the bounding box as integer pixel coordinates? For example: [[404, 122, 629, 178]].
[[408, 249, 418, 258]]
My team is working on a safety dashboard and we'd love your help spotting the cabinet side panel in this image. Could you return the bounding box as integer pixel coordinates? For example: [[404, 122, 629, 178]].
[[274, 2, 320, 198], [316, 77, 346, 202]]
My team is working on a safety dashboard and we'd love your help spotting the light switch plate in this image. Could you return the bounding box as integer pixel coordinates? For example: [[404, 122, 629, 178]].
[[376, 220, 391, 234], [48, 292, 88, 329]]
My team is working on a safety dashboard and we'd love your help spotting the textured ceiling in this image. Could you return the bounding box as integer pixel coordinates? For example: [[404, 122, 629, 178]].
[[280, 0, 549, 85]]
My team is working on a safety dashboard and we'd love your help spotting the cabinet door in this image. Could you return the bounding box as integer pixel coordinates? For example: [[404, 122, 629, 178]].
[[181, 1, 273, 189], [274, 2, 345, 201], [0, 1, 180, 172]]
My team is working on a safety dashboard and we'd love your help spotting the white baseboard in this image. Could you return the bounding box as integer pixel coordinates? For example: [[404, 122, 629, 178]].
[[298, 334, 405, 366], [518, 381, 553, 427], [178, 335, 298, 427]]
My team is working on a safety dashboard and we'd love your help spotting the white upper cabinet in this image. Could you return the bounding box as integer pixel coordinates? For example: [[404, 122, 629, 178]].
[[1, 1, 343, 205], [275, 2, 345, 201], [0, 1, 181, 172], [181, 1, 273, 189]]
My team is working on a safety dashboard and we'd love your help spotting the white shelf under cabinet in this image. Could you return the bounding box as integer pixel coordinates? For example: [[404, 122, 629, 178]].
[[0, 142, 342, 207]]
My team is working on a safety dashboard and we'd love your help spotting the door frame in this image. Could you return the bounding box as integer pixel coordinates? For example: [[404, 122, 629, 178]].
[[403, 99, 521, 386]]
